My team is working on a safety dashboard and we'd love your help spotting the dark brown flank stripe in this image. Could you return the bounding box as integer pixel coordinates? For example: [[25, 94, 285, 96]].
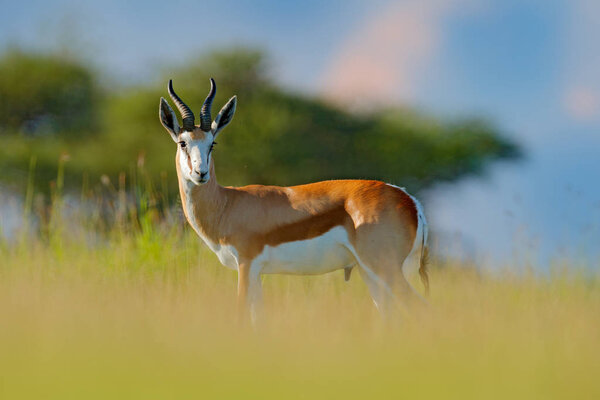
[[258, 206, 349, 249], [236, 185, 417, 261]]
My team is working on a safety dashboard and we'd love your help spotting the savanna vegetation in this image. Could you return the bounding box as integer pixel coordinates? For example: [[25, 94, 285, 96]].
[[0, 183, 598, 399], [0, 47, 518, 199], [2, 47, 596, 399]]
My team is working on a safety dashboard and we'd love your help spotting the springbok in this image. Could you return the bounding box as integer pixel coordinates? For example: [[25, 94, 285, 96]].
[[159, 79, 429, 318]]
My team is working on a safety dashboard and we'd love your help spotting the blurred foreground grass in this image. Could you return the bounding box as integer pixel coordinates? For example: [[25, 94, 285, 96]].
[[0, 159, 598, 399], [1, 223, 599, 399]]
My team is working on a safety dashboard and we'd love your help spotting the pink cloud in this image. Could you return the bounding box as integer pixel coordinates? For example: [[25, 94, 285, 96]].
[[320, 0, 479, 109], [562, 0, 600, 121], [563, 86, 600, 121]]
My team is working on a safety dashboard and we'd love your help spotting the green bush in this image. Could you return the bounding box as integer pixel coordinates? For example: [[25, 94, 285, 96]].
[[0, 50, 99, 135], [0, 47, 519, 198]]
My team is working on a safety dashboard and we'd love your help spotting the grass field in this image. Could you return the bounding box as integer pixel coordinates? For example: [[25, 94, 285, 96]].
[[1, 215, 599, 399]]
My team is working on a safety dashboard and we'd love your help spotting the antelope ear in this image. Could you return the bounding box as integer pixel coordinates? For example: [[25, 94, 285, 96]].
[[211, 96, 237, 138], [159, 97, 180, 142]]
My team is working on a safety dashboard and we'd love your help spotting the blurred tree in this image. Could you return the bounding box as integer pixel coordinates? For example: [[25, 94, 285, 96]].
[[0, 47, 519, 198], [0, 49, 99, 135], [138, 49, 519, 191]]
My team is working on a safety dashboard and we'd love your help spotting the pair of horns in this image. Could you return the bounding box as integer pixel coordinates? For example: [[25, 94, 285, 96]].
[[167, 78, 216, 132]]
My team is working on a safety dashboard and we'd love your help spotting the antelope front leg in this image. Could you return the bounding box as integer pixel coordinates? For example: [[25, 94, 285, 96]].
[[237, 260, 250, 321], [237, 260, 263, 326], [238, 262, 262, 326], [248, 264, 263, 325]]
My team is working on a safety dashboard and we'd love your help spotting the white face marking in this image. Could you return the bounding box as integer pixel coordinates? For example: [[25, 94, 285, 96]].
[[255, 226, 357, 275], [177, 131, 215, 185]]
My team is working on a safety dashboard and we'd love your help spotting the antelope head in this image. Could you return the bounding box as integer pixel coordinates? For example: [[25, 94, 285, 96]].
[[159, 79, 237, 185]]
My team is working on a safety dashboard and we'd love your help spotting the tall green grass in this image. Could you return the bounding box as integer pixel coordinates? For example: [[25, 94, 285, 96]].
[[0, 159, 598, 399]]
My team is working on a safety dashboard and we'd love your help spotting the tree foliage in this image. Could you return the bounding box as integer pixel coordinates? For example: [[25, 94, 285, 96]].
[[0, 50, 99, 135], [0, 48, 519, 197]]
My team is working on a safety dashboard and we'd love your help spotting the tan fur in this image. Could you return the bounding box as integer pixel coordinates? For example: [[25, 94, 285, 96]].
[[162, 84, 428, 317], [187, 128, 207, 140], [175, 152, 426, 315], [164, 103, 433, 322], [178, 159, 418, 263]]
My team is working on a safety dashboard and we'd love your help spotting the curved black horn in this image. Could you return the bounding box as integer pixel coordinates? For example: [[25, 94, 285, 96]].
[[200, 78, 216, 131], [168, 80, 195, 131]]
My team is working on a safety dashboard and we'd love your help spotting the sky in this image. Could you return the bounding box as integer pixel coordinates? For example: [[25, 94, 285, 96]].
[[1, 0, 599, 268]]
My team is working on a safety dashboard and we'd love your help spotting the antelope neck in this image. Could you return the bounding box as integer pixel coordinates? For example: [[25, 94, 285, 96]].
[[176, 159, 227, 242]]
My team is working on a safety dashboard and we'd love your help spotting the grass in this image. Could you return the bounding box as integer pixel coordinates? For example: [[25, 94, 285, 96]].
[[0, 162, 598, 399], [1, 222, 599, 399]]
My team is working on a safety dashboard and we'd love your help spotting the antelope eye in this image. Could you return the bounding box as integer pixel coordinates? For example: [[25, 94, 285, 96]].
[[179, 141, 186, 148]]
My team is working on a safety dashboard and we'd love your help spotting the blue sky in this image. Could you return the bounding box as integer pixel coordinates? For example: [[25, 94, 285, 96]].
[[1, 0, 599, 267]]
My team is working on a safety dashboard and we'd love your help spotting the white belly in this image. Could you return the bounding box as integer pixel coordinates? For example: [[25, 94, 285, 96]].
[[255, 226, 357, 275]]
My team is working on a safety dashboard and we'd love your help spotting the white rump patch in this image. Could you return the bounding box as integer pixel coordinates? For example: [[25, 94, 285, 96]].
[[386, 184, 428, 281]]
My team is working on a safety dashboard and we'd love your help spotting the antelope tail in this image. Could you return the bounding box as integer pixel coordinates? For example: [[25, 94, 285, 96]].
[[413, 195, 430, 296], [419, 235, 430, 297]]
